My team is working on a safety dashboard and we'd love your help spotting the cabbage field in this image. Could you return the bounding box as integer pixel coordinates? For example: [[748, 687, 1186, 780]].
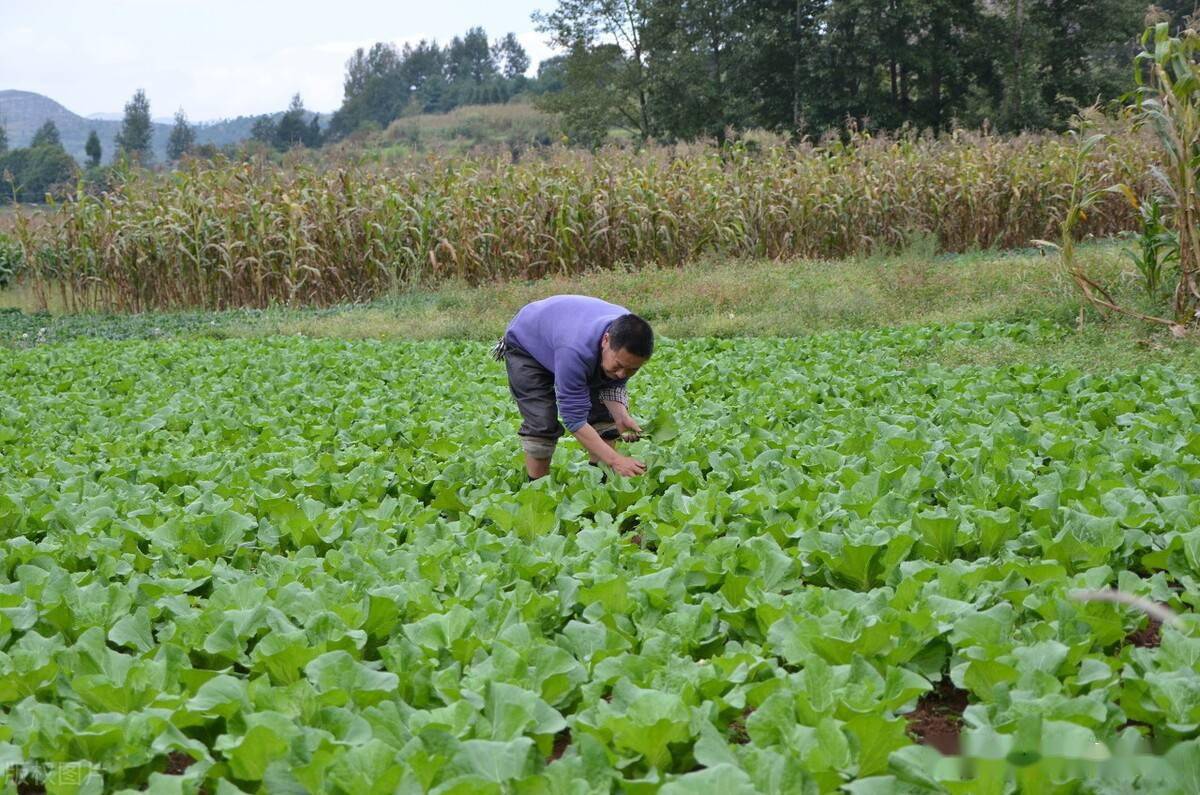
[[2, 321, 1200, 793]]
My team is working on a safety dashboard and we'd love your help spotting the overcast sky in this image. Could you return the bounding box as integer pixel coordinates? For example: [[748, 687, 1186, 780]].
[[1, 0, 557, 121]]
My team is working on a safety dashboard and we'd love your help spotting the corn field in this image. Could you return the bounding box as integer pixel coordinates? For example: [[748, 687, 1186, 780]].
[[12, 125, 1156, 312]]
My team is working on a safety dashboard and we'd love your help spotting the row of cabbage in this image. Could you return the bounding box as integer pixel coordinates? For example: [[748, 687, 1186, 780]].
[[1, 322, 1198, 792]]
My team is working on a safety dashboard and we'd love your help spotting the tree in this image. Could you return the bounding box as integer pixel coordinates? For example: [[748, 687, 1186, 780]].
[[1029, 0, 1144, 127], [535, 0, 655, 141], [446, 27, 496, 83], [535, 43, 631, 147], [0, 124, 7, 156], [645, 0, 751, 144], [328, 27, 534, 140], [24, 145, 77, 198], [531, 55, 568, 95], [275, 94, 311, 149], [306, 114, 322, 148], [529, 0, 1148, 141], [0, 145, 77, 203], [85, 130, 102, 166], [493, 32, 531, 78], [343, 42, 403, 101], [329, 42, 411, 138], [973, 0, 1145, 131], [402, 40, 447, 94], [31, 120, 62, 149], [416, 73, 452, 114], [115, 89, 154, 164], [251, 115, 277, 146], [167, 109, 196, 161], [886, 0, 989, 132], [728, 0, 982, 136], [790, 0, 900, 134], [752, 0, 828, 133]]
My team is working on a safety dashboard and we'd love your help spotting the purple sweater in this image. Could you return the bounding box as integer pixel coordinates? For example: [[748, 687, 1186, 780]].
[[505, 295, 630, 432]]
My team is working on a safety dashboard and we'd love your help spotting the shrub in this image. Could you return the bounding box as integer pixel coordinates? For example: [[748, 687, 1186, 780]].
[[0, 232, 22, 289]]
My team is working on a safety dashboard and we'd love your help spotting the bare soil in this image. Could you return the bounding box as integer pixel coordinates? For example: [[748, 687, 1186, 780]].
[[1125, 619, 1162, 649], [549, 728, 572, 762], [164, 752, 198, 775], [727, 706, 755, 745], [906, 679, 969, 756]]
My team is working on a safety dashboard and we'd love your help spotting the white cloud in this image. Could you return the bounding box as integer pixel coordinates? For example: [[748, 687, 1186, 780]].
[[516, 30, 560, 75], [186, 46, 348, 119], [80, 35, 140, 66], [3, 1, 555, 120], [314, 40, 373, 55]]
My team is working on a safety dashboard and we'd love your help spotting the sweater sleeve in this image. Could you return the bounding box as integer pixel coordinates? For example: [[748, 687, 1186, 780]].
[[553, 347, 593, 432]]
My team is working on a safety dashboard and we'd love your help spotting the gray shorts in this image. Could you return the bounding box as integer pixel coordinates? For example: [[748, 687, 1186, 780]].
[[497, 337, 619, 458]]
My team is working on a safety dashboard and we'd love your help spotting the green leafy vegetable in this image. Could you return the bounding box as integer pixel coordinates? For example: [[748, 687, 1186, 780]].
[[0, 322, 1197, 790]]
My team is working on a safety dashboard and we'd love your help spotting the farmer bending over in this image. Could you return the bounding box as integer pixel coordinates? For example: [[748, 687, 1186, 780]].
[[493, 295, 653, 479]]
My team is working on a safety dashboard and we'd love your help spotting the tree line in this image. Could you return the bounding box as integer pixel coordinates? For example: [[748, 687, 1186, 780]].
[[325, 28, 535, 139], [0, 86, 332, 202], [532, 0, 1198, 146], [0, 120, 77, 203], [320, 5, 1197, 147], [1, 89, 186, 202], [3, 1, 1190, 199]]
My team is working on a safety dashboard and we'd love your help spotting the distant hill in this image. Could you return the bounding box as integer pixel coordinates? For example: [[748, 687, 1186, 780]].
[[0, 90, 319, 164]]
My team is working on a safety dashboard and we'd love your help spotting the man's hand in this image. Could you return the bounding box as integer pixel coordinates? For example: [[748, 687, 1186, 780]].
[[615, 414, 643, 442], [604, 400, 643, 442], [574, 423, 647, 478], [611, 455, 647, 477]]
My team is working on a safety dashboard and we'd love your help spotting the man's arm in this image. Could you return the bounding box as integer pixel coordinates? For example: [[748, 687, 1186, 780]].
[[574, 423, 646, 477], [555, 350, 645, 477], [599, 383, 642, 440], [603, 400, 643, 440]]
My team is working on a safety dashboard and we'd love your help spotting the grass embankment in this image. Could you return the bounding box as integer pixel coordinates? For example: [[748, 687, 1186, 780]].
[[338, 101, 562, 159], [3, 240, 1199, 371]]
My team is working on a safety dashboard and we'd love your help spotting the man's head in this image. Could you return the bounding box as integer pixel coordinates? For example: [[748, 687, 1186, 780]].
[[600, 313, 653, 380]]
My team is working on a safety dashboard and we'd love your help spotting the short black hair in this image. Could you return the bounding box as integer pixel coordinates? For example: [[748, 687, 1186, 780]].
[[609, 313, 654, 358]]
